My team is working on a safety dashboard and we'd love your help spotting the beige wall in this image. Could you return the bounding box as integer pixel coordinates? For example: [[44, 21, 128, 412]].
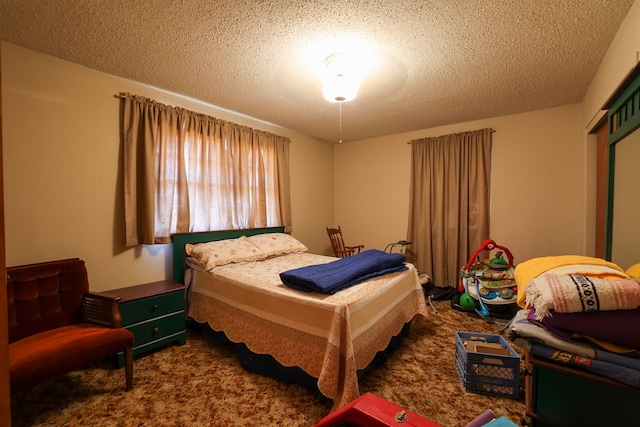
[[1, 42, 334, 291], [334, 104, 583, 266]]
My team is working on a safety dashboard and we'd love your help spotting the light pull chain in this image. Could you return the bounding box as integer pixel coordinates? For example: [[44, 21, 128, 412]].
[[338, 101, 343, 144]]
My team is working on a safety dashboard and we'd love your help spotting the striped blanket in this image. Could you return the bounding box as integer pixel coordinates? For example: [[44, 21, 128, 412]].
[[526, 274, 640, 320], [514, 255, 627, 308]]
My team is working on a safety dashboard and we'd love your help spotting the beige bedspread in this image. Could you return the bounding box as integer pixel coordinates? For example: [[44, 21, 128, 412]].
[[186, 252, 427, 409]]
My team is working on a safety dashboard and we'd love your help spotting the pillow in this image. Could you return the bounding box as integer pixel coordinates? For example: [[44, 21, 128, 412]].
[[247, 233, 307, 257], [185, 236, 265, 270]]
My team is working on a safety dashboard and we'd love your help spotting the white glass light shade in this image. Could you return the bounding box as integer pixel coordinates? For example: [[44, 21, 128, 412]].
[[322, 53, 359, 103], [323, 73, 359, 102]]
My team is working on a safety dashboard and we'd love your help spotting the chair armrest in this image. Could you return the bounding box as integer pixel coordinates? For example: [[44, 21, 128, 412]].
[[345, 245, 364, 254], [336, 249, 352, 257], [82, 292, 124, 328], [336, 245, 364, 257]]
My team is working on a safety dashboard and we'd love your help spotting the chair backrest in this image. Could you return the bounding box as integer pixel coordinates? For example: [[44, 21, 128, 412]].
[[7, 258, 88, 343], [326, 226, 349, 258]]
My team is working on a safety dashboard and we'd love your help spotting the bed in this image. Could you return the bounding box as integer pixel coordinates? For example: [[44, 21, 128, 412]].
[[171, 228, 428, 409]]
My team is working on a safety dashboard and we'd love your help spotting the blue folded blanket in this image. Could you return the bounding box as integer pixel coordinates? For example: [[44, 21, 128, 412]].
[[531, 342, 640, 388], [279, 249, 408, 294]]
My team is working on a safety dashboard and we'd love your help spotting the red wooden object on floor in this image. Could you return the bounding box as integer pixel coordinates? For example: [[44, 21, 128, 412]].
[[314, 392, 444, 427]]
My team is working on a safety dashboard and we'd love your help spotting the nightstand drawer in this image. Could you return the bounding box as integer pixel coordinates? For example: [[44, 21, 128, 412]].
[[128, 311, 185, 347], [120, 291, 184, 326], [102, 280, 187, 368]]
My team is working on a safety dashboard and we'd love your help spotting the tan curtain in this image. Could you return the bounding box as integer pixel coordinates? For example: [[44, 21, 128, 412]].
[[122, 94, 292, 247], [406, 128, 492, 287]]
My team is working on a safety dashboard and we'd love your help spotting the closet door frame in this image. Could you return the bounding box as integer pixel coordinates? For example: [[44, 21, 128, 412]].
[[0, 42, 11, 425]]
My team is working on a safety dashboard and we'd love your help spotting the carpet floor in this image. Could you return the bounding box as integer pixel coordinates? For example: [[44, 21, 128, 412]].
[[10, 300, 526, 427]]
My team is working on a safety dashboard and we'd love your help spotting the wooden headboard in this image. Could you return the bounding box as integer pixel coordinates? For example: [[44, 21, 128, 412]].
[[170, 227, 285, 283]]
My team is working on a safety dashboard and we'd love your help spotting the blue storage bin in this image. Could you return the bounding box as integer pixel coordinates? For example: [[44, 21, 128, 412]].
[[454, 331, 520, 398]]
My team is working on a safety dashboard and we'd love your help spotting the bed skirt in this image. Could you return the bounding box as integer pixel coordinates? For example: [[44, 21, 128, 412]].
[[190, 319, 412, 396]]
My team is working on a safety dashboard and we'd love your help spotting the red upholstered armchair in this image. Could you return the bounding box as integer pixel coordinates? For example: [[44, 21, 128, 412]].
[[7, 258, 134, 394]]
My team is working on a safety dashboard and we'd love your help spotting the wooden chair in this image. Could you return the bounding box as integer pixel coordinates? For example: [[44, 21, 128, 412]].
[[326, 226, 364, 258]]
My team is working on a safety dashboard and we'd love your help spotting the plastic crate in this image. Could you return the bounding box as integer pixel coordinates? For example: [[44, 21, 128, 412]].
[[455, 331, 520, 398]]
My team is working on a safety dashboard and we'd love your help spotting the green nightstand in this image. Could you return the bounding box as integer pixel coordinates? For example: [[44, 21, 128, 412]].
[[102, 280, 187, 367]]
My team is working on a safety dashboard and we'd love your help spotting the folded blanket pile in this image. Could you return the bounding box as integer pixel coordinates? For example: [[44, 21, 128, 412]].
[[530, 342, 640, 388], [508, 309, 640, 387], [508, 308, 596, 357], [509, 256, 640, 391], [526, 274, 640, 320], [529, 307, 640, 352], [514, 255, 627, 307], [279, 249, 407, 294]]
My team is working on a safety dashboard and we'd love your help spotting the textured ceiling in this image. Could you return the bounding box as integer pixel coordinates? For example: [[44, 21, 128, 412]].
[[0, 0, 635, 143]]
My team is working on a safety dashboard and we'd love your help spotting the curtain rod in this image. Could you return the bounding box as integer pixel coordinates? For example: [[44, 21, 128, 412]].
[[407, 128, 495, 144], [111, 92, 291, 142]]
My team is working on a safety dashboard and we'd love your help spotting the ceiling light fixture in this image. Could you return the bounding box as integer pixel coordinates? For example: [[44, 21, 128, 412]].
[[322, 53, 360, 143], [322, 53, 359, 103]]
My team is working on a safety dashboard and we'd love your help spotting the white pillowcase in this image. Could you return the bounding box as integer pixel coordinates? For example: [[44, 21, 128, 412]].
[[185, 236, 266, 270], [247, 233, 307, 257]]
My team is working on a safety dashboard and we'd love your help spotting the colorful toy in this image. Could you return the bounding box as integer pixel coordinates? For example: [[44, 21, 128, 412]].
[[458, 292, 476, 311], [456, 239, 518, 321]]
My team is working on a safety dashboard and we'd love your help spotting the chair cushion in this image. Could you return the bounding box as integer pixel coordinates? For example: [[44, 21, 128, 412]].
[[9, 323, 134, 394]]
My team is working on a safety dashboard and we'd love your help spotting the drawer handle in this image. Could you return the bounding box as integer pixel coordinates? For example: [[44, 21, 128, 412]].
[[153, 327, 160, 334], [152, 304, 159, 312]]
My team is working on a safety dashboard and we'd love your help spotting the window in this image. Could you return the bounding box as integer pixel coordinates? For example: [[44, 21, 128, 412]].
[[121, 94, 291, 246]]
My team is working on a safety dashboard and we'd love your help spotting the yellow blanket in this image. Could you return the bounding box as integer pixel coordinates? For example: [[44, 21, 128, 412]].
[[514, 255, 627, 308]]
